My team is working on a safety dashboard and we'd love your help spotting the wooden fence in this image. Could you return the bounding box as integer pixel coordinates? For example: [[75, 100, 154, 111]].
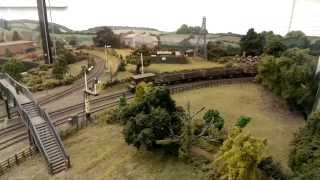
[[0, 146, 36, 175], [170, 77, 255, 94]]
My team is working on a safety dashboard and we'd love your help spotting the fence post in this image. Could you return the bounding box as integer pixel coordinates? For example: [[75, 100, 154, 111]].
[[15, 154, 18, 165]]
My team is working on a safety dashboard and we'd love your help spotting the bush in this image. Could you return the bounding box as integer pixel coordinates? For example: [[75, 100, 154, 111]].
[[1, 58, 25, 81], [212, 128, 267, 180], [203, 109, 224, 130], [257, 48, 317, 114], [122, 85, 183, 152], [39, 64, 51, 71], [258, 157, 288, 180], [289, 111, 320, 179], [235, 116, 251, 128], [240, 28, 265, 56]]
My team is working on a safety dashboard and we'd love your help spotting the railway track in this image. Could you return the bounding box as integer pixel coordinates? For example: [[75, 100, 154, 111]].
[[37, 57, 105, 105], [0, 77, 254, 152], [0, 90, 130, 151]]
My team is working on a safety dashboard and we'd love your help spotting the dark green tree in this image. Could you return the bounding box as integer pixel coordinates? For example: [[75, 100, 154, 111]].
[[289, 111, 320, 179], [310, 40, 320, 56], [240, 28, 265, 56], [207, 41, 241, 58], [56, 40, 77, 64], [52, 56, 69, 79], [12, 31, 21, 41], [203, 109, 224, 130], [284, 31, 310, 49], [93, 27, 120, 48], [258, 48, 317, 114], [258, 157, 288, 180], [262, 31, 286, 57], [176, 24, 202, 34], [128, 45, 152, 74], [207, 41, 226, 58], [1, 58, 25, 81], [122, 86, 182, 152]]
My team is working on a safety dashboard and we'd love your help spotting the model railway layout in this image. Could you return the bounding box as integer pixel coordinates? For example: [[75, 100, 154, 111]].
[[0, 65, 258, 153]]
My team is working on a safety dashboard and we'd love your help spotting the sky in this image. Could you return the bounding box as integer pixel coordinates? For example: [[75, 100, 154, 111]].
[[0, 0, 320, 36]]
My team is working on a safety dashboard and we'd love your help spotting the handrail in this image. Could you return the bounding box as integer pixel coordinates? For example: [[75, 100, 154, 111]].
[[0, 73, 69, 171], [41, 108, 70, 167], [0, 74, 54, 173], [16, 105, 52, 173], [0, 73, 38, 104]]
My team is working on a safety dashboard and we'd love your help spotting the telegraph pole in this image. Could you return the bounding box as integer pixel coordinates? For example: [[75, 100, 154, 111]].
[[140, 53, 144, 75], [288, 0, 296, 33], [202, 16, 207, 60], [37, 0, 54, 64]]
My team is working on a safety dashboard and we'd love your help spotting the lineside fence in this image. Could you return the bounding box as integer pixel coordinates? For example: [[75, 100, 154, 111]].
[[0, 146, 36, 175], [170, 77, 255, 94]]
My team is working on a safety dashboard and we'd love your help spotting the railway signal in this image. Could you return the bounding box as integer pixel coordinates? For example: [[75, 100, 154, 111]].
[[83, 68, 98, 124]]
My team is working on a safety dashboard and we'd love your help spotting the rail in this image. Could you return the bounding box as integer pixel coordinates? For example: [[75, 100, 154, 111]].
[[0, 77, 256, 152]]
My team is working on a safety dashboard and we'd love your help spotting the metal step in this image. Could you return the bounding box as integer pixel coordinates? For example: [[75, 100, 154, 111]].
[[52, 164, 66, 174]]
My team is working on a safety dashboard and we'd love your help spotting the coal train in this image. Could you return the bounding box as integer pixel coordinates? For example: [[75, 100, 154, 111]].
[[129, 65, 257, 91]]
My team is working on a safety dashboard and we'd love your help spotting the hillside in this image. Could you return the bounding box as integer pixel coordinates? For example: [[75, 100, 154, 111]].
[[82, 26, 163, 35]]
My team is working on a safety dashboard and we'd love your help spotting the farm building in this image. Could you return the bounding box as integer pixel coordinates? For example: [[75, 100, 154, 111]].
[[120, 33, 158, 49], [0, 41, 36, 56]]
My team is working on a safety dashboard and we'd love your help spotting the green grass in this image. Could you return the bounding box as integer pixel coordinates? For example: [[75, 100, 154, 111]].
[[114, 49, 132, 58], [2, 125, 205, 180], [173, 83, 304, 172], [68, 60, 87, 76]]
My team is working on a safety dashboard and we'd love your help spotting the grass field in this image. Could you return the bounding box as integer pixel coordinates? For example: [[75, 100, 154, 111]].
[[2, 83, 304, 179], [2, 125, 205, 180], [173, 83, 304, 171], [114, 49, 132, 58], [68, 60, 88, 76]]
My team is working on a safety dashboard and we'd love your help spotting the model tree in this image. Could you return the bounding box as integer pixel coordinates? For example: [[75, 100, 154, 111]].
[[212, 128, 267, 180], [122, 84, 182, 152], [240, 28, 265, 56], [12, 31, 21, 41], [93, 27, 120, 48]]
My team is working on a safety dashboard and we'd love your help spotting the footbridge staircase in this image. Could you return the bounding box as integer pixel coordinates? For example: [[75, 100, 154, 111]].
[[0, 73, 70, 174]]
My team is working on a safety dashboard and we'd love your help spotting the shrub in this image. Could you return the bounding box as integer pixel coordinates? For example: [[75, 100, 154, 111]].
[[258, 157, 288, 180], [289, 111, 320, 179], [203, 109, 224, 130], [39, 64, 51, 71], [235, 116, 251, 128], [257, 48, 317, 114], [212, 128, 267, 180], [122, 86, 183, 152]]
